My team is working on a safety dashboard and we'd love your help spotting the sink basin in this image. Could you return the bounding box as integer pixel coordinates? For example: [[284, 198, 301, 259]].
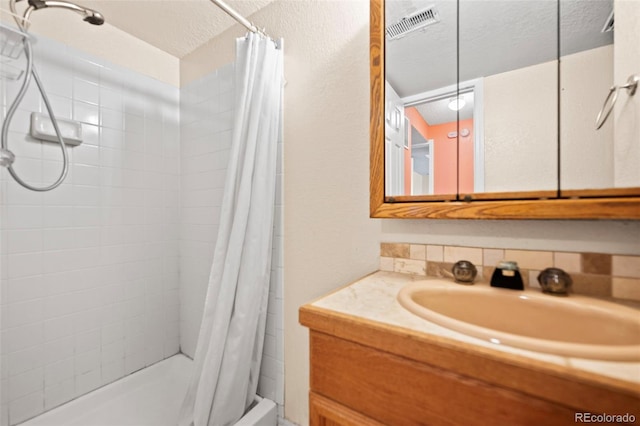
[[397, 281, 640, 361]]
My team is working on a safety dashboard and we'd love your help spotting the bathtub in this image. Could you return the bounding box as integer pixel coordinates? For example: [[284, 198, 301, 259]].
[[19, 355, 277, 426]]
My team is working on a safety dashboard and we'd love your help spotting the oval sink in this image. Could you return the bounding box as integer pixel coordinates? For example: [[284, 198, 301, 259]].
[[397, 281, 640, 361]]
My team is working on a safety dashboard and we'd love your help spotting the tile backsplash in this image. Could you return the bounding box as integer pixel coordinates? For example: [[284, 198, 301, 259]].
[[380, 243, 640, 301]]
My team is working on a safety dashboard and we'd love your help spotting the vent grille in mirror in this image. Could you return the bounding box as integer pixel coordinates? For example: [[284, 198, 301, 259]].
[[386, 6, 441, 41], [601, 10, 614, 33]]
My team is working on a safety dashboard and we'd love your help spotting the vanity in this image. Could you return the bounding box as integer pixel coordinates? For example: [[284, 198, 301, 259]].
[[299, 272, 640, 425], [298, 0, 640, 423]]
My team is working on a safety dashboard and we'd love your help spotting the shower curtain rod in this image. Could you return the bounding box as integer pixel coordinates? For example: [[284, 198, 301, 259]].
[[209, 0, 271, 39]]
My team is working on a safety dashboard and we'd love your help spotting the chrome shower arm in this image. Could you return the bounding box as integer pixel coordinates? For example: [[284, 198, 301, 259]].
[[10, 0, 104, 30], [31, 0, 88, 13]]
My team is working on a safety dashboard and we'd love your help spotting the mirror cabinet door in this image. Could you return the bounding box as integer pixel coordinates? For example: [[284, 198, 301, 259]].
[[374, 0, 640, 219], [385, 0, 561, 201], [559, 0, 640, 196], [458, 0, 559, 199], [384, 0, 458, 200]]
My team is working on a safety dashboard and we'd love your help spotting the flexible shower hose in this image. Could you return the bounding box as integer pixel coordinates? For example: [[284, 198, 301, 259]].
[[1, 33, 69, 191]]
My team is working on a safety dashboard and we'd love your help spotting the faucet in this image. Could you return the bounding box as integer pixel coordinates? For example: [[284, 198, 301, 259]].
[[537, 268, 572, 296], [490, 261, 524, 290]]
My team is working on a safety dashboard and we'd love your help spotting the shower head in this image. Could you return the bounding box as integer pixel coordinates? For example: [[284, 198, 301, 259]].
[[82, 10, 105, 25], [14, 0, 105, 29]]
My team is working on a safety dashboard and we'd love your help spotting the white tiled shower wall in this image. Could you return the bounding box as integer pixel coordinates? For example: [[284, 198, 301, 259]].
[[0, 36, 181, 425], [179, 65, 285, 411]]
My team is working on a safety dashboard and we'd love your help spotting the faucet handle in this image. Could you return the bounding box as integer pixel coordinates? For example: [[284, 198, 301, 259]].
[[452, 260, 477, 284], [537, 268, 573, 296]]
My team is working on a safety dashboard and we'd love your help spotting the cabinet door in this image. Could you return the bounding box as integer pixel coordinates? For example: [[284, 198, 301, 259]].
[[310, 331, 575, 426], [310, 392, 384, 426], [458, 0, 559, 199], [559, 0, 640, 196]]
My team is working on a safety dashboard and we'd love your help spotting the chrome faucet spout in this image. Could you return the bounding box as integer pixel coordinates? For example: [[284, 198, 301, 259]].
[[490, 261, 524, 290]]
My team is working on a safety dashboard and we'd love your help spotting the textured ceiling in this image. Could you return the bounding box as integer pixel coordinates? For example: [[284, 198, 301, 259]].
[[82, 0, 274, 58], [386, 0, 614, 98]]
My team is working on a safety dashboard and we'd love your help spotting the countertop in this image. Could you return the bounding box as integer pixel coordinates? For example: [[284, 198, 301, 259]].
[[308, 271, 640, 386]]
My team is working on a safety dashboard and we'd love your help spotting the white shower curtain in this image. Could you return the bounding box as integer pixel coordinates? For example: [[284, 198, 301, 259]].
[[178, 33, 283, 426]]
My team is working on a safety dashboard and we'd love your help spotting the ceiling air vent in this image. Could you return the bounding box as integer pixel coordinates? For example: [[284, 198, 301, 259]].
[[601, 10, 614, 33], [386, 6, 440, 41]]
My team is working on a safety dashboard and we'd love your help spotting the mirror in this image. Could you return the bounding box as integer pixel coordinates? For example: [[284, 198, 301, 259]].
[[384, 0, 458, 198], [383, 0, 639, 200], [385, 0, 559, 198], [559, 0, 640, 194], [370, 0, 640, 218]]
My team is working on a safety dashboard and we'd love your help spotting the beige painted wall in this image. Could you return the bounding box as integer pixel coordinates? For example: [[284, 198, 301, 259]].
[[614, 0, 640, 187], [0, 1, 179, 86], [561, 45, 614, 190], [484, 61, 558, 192], [182, 1, 380, 424], [485, 45, 614, 192]]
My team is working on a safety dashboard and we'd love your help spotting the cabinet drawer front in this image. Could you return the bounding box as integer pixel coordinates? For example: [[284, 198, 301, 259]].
[[310, 392, 385, 426], [310, 331, 575, 426]]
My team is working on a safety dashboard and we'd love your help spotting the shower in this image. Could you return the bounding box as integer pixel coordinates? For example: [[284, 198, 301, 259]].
[[0, 0, 104, 191]]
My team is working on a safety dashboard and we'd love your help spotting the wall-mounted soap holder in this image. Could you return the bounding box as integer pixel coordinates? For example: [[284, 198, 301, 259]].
[[30, 112, 83, 146]]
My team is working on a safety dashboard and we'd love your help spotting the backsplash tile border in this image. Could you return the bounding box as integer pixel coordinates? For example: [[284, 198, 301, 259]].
[[379, 242, 640, 302]]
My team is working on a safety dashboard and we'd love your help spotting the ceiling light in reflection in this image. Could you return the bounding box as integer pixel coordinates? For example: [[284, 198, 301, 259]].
[[448, 96, 466, 111]]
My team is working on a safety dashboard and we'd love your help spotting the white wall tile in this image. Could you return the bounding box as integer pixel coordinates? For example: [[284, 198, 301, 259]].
[[1, 36, 180, 424], [9, 368, 43, 401], [44, 378, 74, 410], [73, 101, 99, 126], [124, 352, 145, 375], [44, 358, 74, 388], [81, 124, 100, 146], [42, 184, 74, 207], [73, 79, 99, 105], [75, 369, 100, 396], [8, 390, 43, 424], [43, 316, 74, 342], [7, 347, 43, 377], [6, 276, 43, 304], [72, 58, 101, 84], [4, 230, 43, 255], [6, 323, 43, 353], [6, 300, 44, 328], [100, 109, 124, 130], [101, 359, 124, 385], [1, 182, 43, 206], [42, 337, 74, 366], [75, 349, 100, 376], [7, 253, 42, 280], [99, 88, 123, 111], [5, 206, 43, 230], [75, 330, 100, 354]]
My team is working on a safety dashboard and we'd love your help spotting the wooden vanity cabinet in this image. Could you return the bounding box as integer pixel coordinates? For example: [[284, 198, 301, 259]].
[[301, 306, 640, 426]]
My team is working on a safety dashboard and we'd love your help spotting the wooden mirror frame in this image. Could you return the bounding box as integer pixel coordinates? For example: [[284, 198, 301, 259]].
[[370, 0, 640, 220]]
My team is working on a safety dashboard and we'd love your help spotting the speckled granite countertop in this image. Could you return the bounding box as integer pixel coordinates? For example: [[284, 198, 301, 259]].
[[310, 271, 640, 386]]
